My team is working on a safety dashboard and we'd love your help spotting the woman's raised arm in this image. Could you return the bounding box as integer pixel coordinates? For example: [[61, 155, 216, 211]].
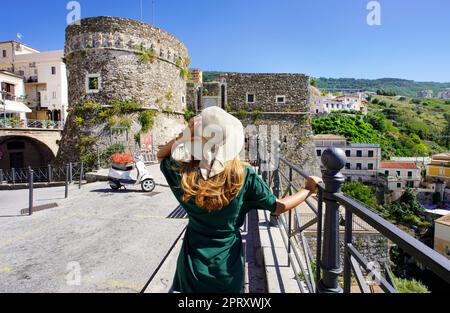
[[274, 176, 323, 215]]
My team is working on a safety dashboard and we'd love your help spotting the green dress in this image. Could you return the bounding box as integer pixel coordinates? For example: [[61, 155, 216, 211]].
[[160, 157, 277, 293]]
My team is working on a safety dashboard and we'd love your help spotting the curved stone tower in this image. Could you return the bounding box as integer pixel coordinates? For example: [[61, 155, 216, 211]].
[[57, 16, 189, 166]]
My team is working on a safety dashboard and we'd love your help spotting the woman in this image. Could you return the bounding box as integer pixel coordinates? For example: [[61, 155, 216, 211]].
[[157, 106, 322, 293]]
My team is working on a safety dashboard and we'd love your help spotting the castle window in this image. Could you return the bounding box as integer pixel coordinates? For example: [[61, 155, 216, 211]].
[[51, 66, 56, 75], [276, 95, 285, 104], [246, 93, 255, 104], [85, 73, 101, 94], [182, 96, 185, 103], [2, 50, 6, 58]]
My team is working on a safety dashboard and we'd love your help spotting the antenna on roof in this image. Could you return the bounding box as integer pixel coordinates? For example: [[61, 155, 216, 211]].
[[152, 0, 155, 25], [16, 33, 23, 42]]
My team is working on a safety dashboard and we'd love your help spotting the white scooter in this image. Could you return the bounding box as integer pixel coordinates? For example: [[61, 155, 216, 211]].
[[108, 154, 156, 192]]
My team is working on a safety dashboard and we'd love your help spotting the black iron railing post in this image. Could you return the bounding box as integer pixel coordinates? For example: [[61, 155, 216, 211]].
[[270, 140, 281, 227], [65, 164, 69, 198], [12, 168, 15, 185], [318, 147, 346, 293], [343, 208, 353, 293], [48, 164, 52, 183], [28, 167, 34, 216], [0, 169, 3, 185], [69, 162, 73, 183], [78, 162, 84, 189]]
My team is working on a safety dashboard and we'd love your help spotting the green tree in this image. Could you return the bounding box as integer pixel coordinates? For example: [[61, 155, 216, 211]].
[[342, 181, 376, 208]]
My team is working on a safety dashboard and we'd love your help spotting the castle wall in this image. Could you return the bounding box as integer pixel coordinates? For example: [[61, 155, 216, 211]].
[[57, 17, 189, 164]]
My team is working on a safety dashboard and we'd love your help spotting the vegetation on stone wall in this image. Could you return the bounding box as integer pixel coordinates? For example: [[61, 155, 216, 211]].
[[135, 44, 156, 64], [184, 108, 195, 122], [71, 100, 160, 164]]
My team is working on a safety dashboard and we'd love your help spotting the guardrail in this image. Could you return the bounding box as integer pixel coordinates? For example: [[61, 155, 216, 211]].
[[255, 138, 450, 293], [0, 119, 65, 130], [0, 162, 84, 185]]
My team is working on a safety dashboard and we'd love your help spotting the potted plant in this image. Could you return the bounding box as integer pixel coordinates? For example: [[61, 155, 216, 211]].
[[42, 120, 50, 129], [111, 153, 134, 170]]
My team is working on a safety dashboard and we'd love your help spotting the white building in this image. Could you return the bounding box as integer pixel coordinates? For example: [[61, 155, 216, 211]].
[[379, 161, 421, 191], [0, 70, 31, 124], [313, 134, 381, 183], [310, 88, 367, 115], [438, 89, 450, 99], [0, 41, 68, 122]]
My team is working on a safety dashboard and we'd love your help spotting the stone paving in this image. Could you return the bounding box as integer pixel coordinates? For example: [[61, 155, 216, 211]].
[[0, 165, 187, 293]]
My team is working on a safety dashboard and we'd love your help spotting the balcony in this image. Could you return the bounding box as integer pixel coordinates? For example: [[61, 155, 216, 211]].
[[0, 91, 26, 103], [255, 138, 450, 292]]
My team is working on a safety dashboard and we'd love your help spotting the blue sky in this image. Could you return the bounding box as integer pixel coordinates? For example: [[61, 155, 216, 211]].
[[1, 0, 449, 82]]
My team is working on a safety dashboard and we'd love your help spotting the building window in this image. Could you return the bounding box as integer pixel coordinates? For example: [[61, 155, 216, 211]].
[[356, 163, 362, 170], [356, 150, 362, 157], [368, 150, 374, 157], [246, 93, 255, 103], [2, 50, 6, 58], [182, 96, 185, 104], [345, 150, 351, 157], [407, 171, 413, 177], [385, 170, 389, 176], [368, 163, 374, 170], [52, 91, 57, 99], [326, 103, 329, 108], [276, 95, 286, 104], [345, 163, 351, 169], [85, 74, 102, 94], [317, 150, 322, 157], [396, 170, 401, 176], [51, 66, 56, 75], [397, 183, 402, 188]]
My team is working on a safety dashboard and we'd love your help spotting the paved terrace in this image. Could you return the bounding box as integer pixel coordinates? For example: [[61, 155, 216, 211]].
[[0, 165, 189, 292]]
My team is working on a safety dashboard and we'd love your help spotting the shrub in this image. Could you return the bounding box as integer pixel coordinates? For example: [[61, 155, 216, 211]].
[[393, 275, 429, 293], [342, 181, 376, 208], [236, 108, 248, 119], [184, 108, 195, 122], [139, 110, 158, 133]]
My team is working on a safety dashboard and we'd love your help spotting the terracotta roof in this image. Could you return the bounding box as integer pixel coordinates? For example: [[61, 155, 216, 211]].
[[380, 161, 419, 170], [436, 213, 450, 226], [312, 134, 346, 140]]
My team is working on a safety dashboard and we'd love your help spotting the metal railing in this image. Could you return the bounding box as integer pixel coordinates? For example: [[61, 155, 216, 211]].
[[0, 91, 26, 102], [0, 162, 84, 185], [255, 138, 450, 293], [0, 119, 64, 129]]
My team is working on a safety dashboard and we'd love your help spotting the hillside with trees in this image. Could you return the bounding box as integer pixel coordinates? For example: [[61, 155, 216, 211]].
[[316, 77, 450, 97], [312, 95, 449, 158]]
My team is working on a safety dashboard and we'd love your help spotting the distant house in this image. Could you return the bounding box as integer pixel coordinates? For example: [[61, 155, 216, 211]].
[[438, 89, 450, 99], [313, 134, 381, 183], [417, 90, 433, 98], [434, 214, 450, 260], [309, 87, 367, 115], [427, 152, 450, 184], [379, 161, 421, 191]]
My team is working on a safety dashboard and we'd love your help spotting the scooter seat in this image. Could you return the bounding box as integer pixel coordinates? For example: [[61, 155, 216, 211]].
[[112, 164, 133, 171]]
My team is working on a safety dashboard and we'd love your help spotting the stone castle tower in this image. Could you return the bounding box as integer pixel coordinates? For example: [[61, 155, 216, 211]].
[[57, 16, 188, 165]]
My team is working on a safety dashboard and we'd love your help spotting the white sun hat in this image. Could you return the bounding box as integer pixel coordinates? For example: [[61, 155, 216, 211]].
[[171, 106, 245, 180]]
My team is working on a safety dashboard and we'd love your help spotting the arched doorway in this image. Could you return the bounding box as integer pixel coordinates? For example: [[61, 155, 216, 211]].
[[0, 136, 55, 170]]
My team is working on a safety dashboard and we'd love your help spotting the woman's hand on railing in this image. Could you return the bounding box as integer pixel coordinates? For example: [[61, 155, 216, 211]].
[[305, 176, 323, 193], [274, 176, 323, 216]]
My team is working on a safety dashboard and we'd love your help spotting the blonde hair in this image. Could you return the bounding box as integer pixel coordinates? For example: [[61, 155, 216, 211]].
[[177, 158, 246, 213]]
